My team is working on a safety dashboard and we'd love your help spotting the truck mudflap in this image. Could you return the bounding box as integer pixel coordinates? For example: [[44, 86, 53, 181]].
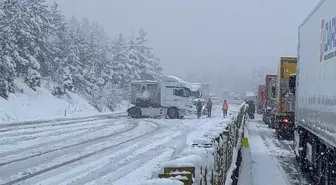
[[294, 130, 300, 157]]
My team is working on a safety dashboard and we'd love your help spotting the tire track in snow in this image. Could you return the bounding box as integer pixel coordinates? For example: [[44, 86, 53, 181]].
[[0, 119, 135, 166], [0, 119, 127, 154], [256, 122, 310, 185], [0, 120, 160, 185], [79, 131, 182, 185], [0, 120, 112, 146], [112, 149, 174, 185], [0, 118, 112, 138], [29, 129, 178, 185], [0, 114, 127, 134], [0, 113, 127, 130], [0, 118, 129, 157], [0, 117, 99, 133]]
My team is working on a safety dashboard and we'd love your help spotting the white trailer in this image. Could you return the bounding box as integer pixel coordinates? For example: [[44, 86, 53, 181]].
[[295, 0, 336, 183], [201, 83, 210, 101], [127, 76, 191, 119]]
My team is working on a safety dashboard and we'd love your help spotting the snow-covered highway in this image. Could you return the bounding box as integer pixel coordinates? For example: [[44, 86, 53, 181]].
[[0, 105, 238, 185]]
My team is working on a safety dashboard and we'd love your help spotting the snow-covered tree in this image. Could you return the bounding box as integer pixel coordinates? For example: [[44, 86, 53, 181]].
[[111, 34, 132, 87], [128, 28, 162, 81], [0, 1, 163, 110], [0, 1, 17, 98]]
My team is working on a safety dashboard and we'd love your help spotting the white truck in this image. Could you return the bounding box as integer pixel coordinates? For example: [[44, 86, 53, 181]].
[[127, 76, 191, 119], [201, 83, 210, 101], [187, 83, 210, 115], [295, 0, 336, 183], [189, 83, 202, 99]]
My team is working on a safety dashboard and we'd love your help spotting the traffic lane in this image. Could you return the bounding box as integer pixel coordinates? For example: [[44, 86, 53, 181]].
[[255, 120, 311, 185]]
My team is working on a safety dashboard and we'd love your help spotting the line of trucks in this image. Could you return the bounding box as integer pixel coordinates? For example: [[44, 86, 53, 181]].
[[127, 75, 211, 119], [257, 0, 336, 183]]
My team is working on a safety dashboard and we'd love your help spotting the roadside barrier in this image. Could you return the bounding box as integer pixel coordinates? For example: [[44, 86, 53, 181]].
[[152, 102, 249, 185]]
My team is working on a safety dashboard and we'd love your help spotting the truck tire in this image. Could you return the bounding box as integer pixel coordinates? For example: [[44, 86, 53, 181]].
[[276, 130, 282, 140], [167, 107, 179, 119], [129, 107, 142, 118]]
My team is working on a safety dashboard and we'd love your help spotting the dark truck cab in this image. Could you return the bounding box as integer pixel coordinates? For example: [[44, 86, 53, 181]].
[[276, 74, 296, 139]]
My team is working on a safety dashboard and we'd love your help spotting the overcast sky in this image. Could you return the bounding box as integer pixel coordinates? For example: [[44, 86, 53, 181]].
[[50, 0, 320, 93]]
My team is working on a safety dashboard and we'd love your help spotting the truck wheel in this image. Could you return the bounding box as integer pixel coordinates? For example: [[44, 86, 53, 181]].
[[167, 107, 179, 119], [129, 107, 141, 118], [276, 130, 282, 140]]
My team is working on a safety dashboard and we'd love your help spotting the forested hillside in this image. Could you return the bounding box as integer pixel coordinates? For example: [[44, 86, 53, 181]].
[[0, 0, 162, 111]]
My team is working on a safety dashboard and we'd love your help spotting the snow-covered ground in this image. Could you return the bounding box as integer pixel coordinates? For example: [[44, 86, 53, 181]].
[[238, 115, 310, 185], [0, 79, 114, 123], [0, 104, 239, 185]]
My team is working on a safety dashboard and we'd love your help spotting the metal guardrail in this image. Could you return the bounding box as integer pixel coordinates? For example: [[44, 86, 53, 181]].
[[157, 103, 249, 185]]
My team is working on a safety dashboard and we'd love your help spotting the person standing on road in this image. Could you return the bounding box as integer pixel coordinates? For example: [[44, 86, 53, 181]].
[[206, 98, 213, 118], [222, 100, 229, 118], [196, 99, 203, 119]]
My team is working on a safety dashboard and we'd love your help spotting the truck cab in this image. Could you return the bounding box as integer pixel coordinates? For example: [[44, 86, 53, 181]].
[[127, 76, 191, 119], [275, 57, 297, 140]]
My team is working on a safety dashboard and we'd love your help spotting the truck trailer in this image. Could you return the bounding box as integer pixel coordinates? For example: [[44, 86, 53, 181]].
[[263, 74, 277, 127], [257, 85, 266, 114], [127, 76, 191, 119], [295, 0, 336, 183], [275, 57, 297, 139]]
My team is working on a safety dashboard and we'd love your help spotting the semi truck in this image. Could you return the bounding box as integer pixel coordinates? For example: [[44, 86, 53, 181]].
[[294, 0, 336, 183], [263, 74, 277, 127], [275, 57, 297, 139], [257, 85, 266, 114], [187, 82, 210, 116], [201, 83, 210, 101], [127, 75, 191, 119]]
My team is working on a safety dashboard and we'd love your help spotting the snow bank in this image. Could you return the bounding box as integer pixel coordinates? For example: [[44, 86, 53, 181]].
[[164, 106, 238, 184], [225, 105, 248, 185], [140, 179, 183, 185], [0, 79, 127, 123], [224, 123, 245, 185], [141, 104, 243, 184]]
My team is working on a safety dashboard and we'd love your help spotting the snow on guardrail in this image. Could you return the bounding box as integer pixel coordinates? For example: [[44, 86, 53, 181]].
[[147, 102, 249, 185]]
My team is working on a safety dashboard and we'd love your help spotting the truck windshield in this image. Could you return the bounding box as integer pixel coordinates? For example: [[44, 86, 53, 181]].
[[173, 88, 190, 97], [190, 90, 201, 98], [173, 88, 186, 97]]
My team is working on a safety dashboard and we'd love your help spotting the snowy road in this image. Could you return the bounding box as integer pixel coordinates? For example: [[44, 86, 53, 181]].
[[0, 105, 236, 185], [238, 115, 310, 185]]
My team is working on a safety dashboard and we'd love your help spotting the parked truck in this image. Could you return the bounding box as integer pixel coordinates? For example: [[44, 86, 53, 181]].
[[201, 83, 210, 101], [127, 75, 191, 119], [257, 85, 266, 114], [187, 82, 210, 116], [275, 57, 297, 139], [263, 74, 277, 127], [294, 0, 336, 183]]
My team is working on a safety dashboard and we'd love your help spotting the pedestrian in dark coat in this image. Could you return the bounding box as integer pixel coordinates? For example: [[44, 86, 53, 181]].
[[206, 98, 213, 118], [196, 100, 203, 119]]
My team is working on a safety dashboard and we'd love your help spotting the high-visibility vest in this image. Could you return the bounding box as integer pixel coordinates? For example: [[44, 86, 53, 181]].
[[223, 103, 228, 110]]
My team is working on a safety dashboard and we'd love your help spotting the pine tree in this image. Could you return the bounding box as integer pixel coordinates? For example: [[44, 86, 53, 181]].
[[111, 33, 132, 88], [0, 0, 18, 98], [0, 1, 164, 109], [49, 2, 79, 92], [4, 0, 53, 89]]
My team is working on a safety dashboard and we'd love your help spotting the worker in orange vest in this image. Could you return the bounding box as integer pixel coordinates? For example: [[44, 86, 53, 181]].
[[222, 100, 229, 118]]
